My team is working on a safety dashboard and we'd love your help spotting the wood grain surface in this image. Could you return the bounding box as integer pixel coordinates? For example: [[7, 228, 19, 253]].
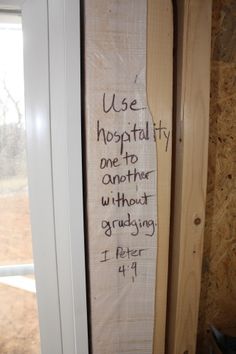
[[167, 1, 212, 354], [146, 0, 173, 353], [84, 1, 156, 353], [84, 1, 172, 353]]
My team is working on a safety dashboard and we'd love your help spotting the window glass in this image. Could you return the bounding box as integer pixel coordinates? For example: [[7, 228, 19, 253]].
[[0, 13, 40, 354]]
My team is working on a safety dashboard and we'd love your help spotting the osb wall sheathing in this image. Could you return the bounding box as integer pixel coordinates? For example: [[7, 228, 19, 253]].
[[197, 0, 236, 353]]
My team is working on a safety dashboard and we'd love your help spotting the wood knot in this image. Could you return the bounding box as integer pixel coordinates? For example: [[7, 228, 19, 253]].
[[194, 217, 201, 225]]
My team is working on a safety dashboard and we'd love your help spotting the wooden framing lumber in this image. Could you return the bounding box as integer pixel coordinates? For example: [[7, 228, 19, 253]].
[[84, 1, 159, 353], [167, 1, 212, 353], [84, 0, 173, 352], [147, 1, 173, 353]]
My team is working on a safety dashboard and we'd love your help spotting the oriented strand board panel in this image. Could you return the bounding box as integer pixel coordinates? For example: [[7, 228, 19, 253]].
[[84, 1, 172, 353], [197, 1, 236, 353], [167, 1, 212, 354]]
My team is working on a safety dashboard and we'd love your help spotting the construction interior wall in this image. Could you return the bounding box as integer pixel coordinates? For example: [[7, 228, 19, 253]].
[[197, 0, 236, 352], [83, 1, 172, 352]]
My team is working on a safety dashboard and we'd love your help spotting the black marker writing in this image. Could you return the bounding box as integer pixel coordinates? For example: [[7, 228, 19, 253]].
[[100, 250, 112, 263], [102, 168, 155, 185], [101, 213, 157, 237], [153, 121, 171, 152], [97, 120, 171, 154], [101, 191, 154, 207], [103, 93, 146, 113], [97, 120, 149, 155]]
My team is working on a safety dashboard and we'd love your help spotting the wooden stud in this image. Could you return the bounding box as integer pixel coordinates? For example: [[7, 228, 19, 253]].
[[84, 0, 173, 352], [167, 1, 212, 353], [146, 1, 173, 353], [84, 1, 174, 352]]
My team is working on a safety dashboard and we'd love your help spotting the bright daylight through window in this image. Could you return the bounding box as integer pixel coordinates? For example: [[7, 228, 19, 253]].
[[0, 12, 40, 353]]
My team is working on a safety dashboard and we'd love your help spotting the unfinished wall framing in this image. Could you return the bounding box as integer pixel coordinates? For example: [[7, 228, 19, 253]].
[[83, 0, 214, 353], [84, 0, 172, 353], [167, 1, 212, 354]]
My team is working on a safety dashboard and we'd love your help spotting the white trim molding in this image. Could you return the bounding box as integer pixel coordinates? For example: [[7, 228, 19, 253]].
[[0, 1, 89, 353], [48, 0, 89, 353]]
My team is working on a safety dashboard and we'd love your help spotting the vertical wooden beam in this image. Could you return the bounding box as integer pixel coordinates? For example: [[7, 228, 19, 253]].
[[147, 1, 173, 353], [167, 1, 212, 354], [85, 0, 173, 352], [85, 1, 173, 353]]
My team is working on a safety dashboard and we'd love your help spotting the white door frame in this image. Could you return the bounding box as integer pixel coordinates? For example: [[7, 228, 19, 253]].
[[0, 1, 89, 353]]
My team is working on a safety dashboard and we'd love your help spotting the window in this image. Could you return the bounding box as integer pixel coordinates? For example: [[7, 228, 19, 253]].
[[0, 2, 89, 353], [0, 12, 40, 353]]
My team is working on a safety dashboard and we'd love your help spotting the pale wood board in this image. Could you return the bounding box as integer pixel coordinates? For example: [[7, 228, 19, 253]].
[[167, 1, 212, 354], [146, 0, 173, 353], [84, 1, 172, 353]]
